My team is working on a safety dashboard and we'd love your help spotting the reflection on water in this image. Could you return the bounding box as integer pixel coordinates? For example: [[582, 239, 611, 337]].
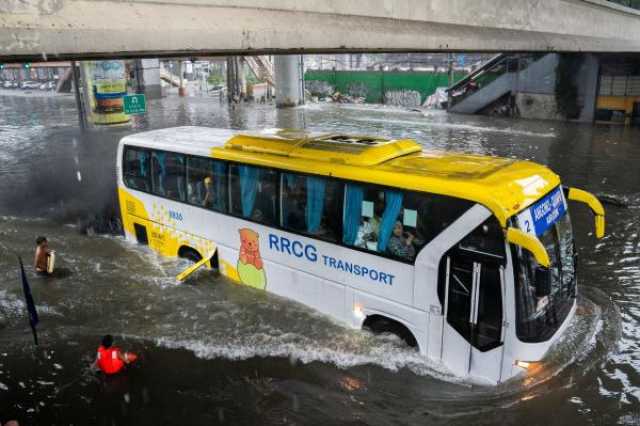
[[1, 94, 640, 425]]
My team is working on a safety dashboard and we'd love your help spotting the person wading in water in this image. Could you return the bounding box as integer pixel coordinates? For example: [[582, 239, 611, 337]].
[[33, 236, 52, 275], [95, 335, 138, 375]]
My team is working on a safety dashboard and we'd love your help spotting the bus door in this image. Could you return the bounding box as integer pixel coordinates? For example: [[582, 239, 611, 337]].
[[439, 222, 506, 383]]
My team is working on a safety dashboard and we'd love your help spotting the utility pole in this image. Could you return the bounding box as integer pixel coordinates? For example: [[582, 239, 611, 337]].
[[448, 53, 454, 88], [70, 61, 88, 129], [179, 60, 186, 97]]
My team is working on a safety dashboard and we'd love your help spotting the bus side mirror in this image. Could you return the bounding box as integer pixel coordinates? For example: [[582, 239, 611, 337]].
[[505, 228, 550, 268], [535, 267, 551, 297], [567, 187, 606, 239]]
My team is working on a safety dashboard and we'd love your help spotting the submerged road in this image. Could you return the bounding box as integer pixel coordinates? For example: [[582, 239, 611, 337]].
[[0, 94, 639, 425]]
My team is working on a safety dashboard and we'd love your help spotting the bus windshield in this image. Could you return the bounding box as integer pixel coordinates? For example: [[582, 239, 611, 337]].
[[513, 209, 576, 343]]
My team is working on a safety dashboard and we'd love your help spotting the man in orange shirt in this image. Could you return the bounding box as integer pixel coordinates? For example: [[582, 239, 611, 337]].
[[95, 335, 138, 375]]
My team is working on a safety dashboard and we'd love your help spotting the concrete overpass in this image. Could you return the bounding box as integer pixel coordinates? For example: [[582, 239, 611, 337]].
[[2, 0, 640, 62]]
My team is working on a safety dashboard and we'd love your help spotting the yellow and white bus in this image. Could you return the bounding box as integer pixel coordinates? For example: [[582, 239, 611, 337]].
[[116, 126, 605, 385]]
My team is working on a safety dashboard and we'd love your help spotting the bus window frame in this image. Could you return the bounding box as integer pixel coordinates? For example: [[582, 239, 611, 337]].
[[122, 146, 151, 192], [184, 155, 228, 213], [227, 161, 281, 228], [146, 148, 188, 202], [278, 171, 345, 246], [121, 145, 474, 267]]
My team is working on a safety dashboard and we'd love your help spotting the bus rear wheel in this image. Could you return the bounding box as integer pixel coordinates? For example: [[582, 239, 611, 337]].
[[363, 315, 418, 349], [178, 246, 202, 263]]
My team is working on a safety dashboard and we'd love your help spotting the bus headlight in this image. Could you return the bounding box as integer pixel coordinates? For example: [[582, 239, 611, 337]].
[[515, 360, 543, 374], [353, 304, 365, 320]]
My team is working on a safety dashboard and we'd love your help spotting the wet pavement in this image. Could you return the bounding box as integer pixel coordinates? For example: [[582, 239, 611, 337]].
[[1, 93, 639, 425]]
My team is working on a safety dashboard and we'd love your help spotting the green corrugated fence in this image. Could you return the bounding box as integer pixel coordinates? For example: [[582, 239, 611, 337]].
[[304, 70, 466, 104]]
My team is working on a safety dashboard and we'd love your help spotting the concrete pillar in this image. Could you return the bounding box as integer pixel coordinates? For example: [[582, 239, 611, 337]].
[[138, 58, 162, 99], [576, 54, 600, 123], [274, 55, 304, 108], [239, 58, 248, 99], [70, 61, 88, 129], [179, 60, 186, 97], [226, 56, 241, 102]]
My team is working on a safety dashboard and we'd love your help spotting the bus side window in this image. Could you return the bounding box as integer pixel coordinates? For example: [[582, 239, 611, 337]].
[[186, 157, 227, 212], [343, 185, 471, 262], [343, 184, 405, 255], [342, 183, 380, 252], [186, 156, 208, 206], [165, 152, 186, 202], [457, 216, 505, 260], [281, 173, 343, 242], [229, 164, 278, 226], [123, 148, 150, 192], [210, 160, 228, 213]]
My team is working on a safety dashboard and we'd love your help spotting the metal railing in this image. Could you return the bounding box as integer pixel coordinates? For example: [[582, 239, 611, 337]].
[[448, 55, 514, 108]]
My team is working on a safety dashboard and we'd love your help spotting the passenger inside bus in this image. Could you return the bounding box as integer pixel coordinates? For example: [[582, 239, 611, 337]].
[[186, 157, 228, 211], [355, 217, 377, 248], [343, 184, 428, 261], [202, 176, 214, 208], [388, 220, 417, 259]]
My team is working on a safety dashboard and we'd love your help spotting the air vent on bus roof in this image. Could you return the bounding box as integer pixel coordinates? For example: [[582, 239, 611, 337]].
[[318, 135, 382, 146]]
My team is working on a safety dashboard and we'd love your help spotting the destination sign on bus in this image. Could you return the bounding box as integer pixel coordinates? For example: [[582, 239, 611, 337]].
[[517, 186, 567, 237]]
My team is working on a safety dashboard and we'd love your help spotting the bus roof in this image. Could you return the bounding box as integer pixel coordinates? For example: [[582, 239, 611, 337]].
[[120, 126, 560, 226]]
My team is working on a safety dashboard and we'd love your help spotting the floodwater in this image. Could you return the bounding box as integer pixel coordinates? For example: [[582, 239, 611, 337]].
[[0, 93, 639, 425]]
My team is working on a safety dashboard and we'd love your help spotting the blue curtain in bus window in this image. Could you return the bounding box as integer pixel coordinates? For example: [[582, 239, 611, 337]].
[[239, 165, 258, 218], [306, 176, 326, 233], [176, 155, 186, 201], [342, 184, 364, 245], [213, 161, 226, 211], [281, 173, 297, 228], [139, 151, 148, 177], [377, 190, 403, 252], [284, 173, 297, 189], [154, 152, 166, 195]]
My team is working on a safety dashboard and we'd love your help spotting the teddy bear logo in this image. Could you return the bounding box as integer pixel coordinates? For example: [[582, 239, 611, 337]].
[[237, 228, 267, 290]]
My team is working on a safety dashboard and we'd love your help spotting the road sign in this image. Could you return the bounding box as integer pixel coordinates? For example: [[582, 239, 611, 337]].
[[123, 94, 146, 115]]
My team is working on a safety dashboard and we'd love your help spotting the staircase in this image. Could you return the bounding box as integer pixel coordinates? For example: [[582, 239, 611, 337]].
[[160, 68, 181, 88], [56, 67, 73, 93], [244, 56, 275, 87], [448, 53, 550, 114]]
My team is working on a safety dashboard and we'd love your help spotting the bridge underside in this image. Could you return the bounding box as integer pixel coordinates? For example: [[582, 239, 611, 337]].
[[2, 0, 640, 62]]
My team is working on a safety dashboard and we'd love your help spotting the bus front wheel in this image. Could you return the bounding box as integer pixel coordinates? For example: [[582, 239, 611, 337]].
[[363, 315, 418, 349]]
